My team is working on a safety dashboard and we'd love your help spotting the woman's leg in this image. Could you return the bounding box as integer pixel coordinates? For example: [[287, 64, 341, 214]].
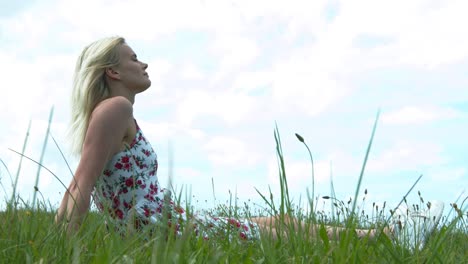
[[250, 215, 390, 240]]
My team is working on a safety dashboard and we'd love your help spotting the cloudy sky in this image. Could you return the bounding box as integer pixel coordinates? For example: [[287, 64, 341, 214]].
[[0, 0, 467, 217]]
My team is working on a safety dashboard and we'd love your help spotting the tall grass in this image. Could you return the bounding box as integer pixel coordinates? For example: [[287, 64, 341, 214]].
[[32, 107, 54, 209], [0, 114, 467, 263]]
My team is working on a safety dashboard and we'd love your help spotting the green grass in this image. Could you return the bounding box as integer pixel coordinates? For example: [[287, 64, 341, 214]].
[[1, 190, 467, 263], [1, 113, 467, 263]]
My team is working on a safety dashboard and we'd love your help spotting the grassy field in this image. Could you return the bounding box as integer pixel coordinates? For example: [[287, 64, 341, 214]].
[[1, 190, 467, 263], [1, 116, 467, 263]]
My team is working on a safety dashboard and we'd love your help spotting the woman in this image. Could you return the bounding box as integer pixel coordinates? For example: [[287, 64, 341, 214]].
[[55, 36, 443, 248], [55, 36, 260, 239]]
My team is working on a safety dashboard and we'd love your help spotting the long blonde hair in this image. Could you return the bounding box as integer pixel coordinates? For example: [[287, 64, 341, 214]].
[[69, 36, 126, 156]]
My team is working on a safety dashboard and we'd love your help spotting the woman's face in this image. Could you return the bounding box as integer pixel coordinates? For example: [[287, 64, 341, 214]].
[[115, 44, 151, 93]]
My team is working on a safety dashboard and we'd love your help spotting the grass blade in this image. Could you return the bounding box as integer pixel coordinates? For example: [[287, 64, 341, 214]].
[[32, 107, 54, 209], [9, 119, 32, 208], [350, 110, 380, 219]]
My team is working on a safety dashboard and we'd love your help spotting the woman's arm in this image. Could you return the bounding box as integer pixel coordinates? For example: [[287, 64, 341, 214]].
[[56, 96, 133, 234]]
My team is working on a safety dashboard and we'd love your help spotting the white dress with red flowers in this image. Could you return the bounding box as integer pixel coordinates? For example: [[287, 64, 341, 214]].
[[92, 121, 260, 240]]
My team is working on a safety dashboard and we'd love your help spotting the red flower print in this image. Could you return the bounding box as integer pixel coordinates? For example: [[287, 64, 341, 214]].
[[114, 209, 124, 219], [239, 232, 247, 240], [113, 197, 120, 207], [228, 218, 241, 228], [144, 194, 155, 202], [144, 208, 150, 217], [175, 206, 185, 214], [150, 183, 158, 192], [242, 224, 249, 232], [91, 123, 186, 236], [125, 178, 134, 187], [114, 162, 123, 170], [121, 156, 130, 163]]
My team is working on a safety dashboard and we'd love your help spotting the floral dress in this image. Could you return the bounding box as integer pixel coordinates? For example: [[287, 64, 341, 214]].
[[92, 121, 260, 240]]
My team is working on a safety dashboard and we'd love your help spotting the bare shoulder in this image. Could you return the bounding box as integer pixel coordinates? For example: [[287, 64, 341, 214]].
[[91, 96, 133, 123], [83, 96, 134, 157], [95, 96, 133, 116]]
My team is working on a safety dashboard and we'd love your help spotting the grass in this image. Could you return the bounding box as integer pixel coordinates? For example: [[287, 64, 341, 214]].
[[1, 112, 467, 263]]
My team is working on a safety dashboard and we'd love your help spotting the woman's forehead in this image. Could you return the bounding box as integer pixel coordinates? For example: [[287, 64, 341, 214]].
[[119, 43, 136, 57]]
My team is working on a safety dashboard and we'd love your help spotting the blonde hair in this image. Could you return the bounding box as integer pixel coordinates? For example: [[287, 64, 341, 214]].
[[69, 36, 126, 156]]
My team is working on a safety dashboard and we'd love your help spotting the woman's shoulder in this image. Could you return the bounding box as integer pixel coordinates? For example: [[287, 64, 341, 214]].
[[95, 96, 133, 114], [98, 96, 133, 110], [91, 96, 133, 123]]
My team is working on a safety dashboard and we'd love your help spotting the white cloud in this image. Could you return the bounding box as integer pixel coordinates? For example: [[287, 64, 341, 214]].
[[266, 158, 334, 196], [231, 71, 272, 93], [382, 106, 461, 125], [271, 62, 349, 116], [0, 55, 62, 121], [136, 120, 206, 146], [230, 0, 329, 36], [430, 167, 466, 182], [204, 136, 261, 168], [207, 34, 260, 86], [337, 0, 468, 70], [210, 35, 259, 69], [0, 0, 251, 51], [3, 0, 468, 72], [180, 63, 205, 80], [175, 90, 255, 126], [367, 140, 446, 173]]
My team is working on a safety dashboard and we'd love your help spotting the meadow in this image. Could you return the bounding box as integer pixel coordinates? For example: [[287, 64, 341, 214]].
[[1, 113, 467, 263]]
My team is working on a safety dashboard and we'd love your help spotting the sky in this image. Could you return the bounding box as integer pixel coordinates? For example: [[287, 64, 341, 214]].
[[0, 0, 467, 218]]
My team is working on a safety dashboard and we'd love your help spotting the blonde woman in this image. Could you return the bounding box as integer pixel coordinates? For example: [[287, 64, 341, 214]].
[[55, 36, 443, 250]]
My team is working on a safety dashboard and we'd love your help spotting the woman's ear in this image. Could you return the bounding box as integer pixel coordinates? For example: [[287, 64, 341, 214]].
[[105, 67, 120, 80]]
